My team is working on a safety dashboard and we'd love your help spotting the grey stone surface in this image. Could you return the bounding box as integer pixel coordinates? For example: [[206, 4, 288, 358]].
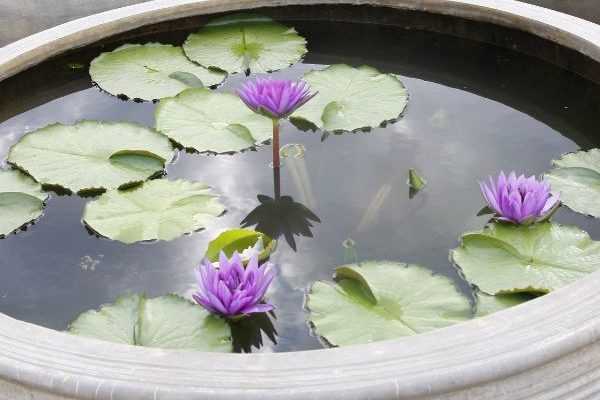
[[1, 0, 600, 399]]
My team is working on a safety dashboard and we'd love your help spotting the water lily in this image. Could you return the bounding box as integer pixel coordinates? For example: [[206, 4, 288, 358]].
[[193, 251, 275, 317], [237, 78, 316, 169], [480, 171, 560, 224]]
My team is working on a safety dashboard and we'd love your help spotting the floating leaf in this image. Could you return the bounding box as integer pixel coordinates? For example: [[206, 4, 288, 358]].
[[183, 14, 307, 74], [452, 222, 600, 295], [83, 179, 225, 244], [205, 228, 275, 262], [408, 168, 427, 190], [7, 121, 174, 194], [0, 169, 47, 236], [307, 261, 471, 346], [90, 43, 225, 101], [155, 88, 272, 153], [69, 293, 231, 351], [475, 292, 535, 318], [546, 148, 600, 217], [291, 64, 408, 132]]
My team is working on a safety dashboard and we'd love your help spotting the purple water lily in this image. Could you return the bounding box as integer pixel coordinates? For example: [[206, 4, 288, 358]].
[[237, 78, 317, 169], [237, 78, 317, 120], [193, 251, 275, 317], [480, 171, 560, 225]]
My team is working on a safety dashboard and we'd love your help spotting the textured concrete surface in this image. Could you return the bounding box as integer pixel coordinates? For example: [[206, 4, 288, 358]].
[[2, 1, 600, 399], [0, 0, 599, 46]]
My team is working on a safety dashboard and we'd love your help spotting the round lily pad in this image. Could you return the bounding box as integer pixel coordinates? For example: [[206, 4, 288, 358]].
[[7, 121, 174, 194], [0, 169, 47, 236], [291, 64, 408, 132], [69, 293, 231, 351], [83, 179, 225, 244], [183, 14, 307, 74], [307, 261, 471, 347], [475, 292, 535, 318], [155, 88, 272, 153], [452, 222, 600, 295], [205, 228, 276, 262], [90, 43, 226, 101], [546, 148, 600, 218]]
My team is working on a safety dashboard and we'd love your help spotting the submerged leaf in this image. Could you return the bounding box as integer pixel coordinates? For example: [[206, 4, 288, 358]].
[[183, 14, 307, 74], [307, 261, 471, 346], [546, 149, 600, 218], [291, 64, 408, 132], [90, 43, 225, 101], [69, 293, 231, 351], [452, 222, 600, 295], [83, 179, 225, 244], [475, 292, 535, 318], [7, 121, 174, 194], [155, 88, 272, 153], [205, 228, 275, 262], [0, 169, 47, 236]]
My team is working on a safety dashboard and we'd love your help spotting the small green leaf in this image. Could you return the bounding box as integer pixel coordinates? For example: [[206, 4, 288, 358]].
[[452, 222, 600, 295], [183, 14, 307, 74], [205, 228, 275, 262], [7, 121, 174, 194], [307, 261, 471, 346], [0, 169, 47, 236], [90, 43, 225, 101], [545, 149, 600, 217], [168, 71, 204, 88], [69, 294, 231, 351], [83, 179, 225, 244], [475, 292, 535, 318], [155, 88, 272, 153], [291, 64, 408, 132]]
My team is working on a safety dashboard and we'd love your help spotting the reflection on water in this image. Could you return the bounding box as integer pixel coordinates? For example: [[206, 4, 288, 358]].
[[0, 20, 600, 352]]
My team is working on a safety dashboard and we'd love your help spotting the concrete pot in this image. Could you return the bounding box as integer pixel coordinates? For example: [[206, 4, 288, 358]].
[[1, 1, 600, 399]]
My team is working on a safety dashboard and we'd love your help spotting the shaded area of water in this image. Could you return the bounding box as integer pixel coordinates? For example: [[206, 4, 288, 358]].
[[1, 19, 600, 352]]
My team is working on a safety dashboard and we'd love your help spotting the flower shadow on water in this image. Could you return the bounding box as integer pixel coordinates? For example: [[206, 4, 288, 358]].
[[230, 311, 278, 353], [240, 193, 321, 251]]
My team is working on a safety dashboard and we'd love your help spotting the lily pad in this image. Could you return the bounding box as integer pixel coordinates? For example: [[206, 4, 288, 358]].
[[90, 43, 225, 101], [545, 148, 600, 217], [205, 228, 276, 262], [7, 121, 174, 194], [307, 261, 471, 346], [183, 14, 307, 74], [155, 88, 272, 153], [475, 292, 534, 318], [0, 169, 47, 236], [69, 293, 231, 351], [452, 222, 600, 295], [291, 64, 408, 132], [83, 179, 225, 244]]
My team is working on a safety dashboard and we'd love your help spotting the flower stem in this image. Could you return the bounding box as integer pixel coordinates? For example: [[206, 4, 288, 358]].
[[272, 119, 281, 199]]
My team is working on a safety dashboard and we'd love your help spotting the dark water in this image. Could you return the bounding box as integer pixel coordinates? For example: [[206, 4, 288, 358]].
[[1, 19, 600, 353]]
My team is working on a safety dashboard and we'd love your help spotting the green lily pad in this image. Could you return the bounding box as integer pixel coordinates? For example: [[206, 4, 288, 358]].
[[83, 179, 225, 244], [183, 14, 307, 74], [0, 169, 47, 236], [90, 43, 226, 101], [475, 292, 534, 318], [546, 148, 600, 217], [155, 88, 272, 153], [7, 121, 174, 194], [452, 222, 600, 295], [307, 261, 471, 347], [69, 293, 231, 351], [205, 228, 276, 262], [291, 64, 408, 132]]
